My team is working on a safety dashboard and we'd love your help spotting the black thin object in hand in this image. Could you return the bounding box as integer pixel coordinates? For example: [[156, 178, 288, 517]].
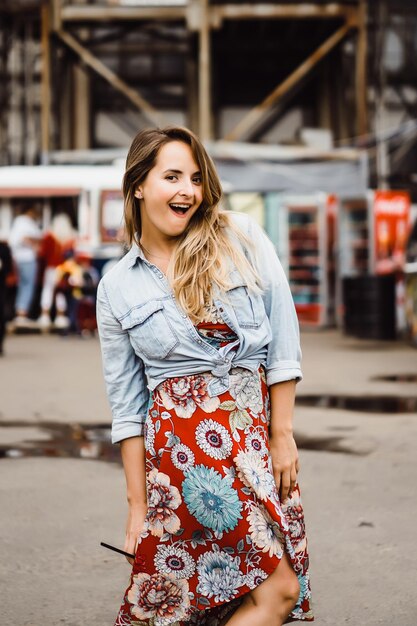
[[100, 541, 135, 559]]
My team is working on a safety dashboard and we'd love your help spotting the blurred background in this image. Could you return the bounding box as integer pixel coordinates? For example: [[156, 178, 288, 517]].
[[0, 0, 417, 340], [1, 2, 417, 625]]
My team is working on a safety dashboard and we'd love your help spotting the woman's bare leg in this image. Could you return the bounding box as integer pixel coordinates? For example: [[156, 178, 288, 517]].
[[223, 553, 300, 626]]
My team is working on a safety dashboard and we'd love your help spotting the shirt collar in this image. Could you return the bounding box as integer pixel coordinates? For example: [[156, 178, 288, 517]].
[[126, 241, 146, 269]]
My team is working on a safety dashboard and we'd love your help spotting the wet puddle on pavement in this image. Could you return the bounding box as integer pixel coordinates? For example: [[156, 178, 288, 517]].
[[0, 421, 365, 461], [296, 395, 417, 413], [371, 374, 417, 383], [0, 422, 120, 463]]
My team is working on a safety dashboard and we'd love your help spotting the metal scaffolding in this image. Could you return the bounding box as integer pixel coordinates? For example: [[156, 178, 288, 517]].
[[0, 0, 416, 197]]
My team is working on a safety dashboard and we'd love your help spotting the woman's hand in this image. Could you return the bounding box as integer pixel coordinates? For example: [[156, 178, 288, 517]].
[[120, 437, 148, 565], [269, 431, 299, 503], [124, 503, 147, 566]]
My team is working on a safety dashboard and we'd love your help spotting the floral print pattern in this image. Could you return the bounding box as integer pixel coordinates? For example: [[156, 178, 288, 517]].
[[127, 572, 190, 625], [154, 544, 196, 579], [183, 464, 242, 535], [115, 320, 313, 625], [146, 469, 182, 537], [159, 375, 220, 419], [197, 546, 244, 602], [234, 449, 275, 501], [195, 419, 233, 460]]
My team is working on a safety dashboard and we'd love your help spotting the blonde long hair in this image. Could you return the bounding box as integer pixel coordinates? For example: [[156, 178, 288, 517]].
[[123, 126, 260, 322]]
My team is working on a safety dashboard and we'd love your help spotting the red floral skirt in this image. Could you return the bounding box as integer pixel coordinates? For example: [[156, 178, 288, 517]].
[[114, 365, 313, 625]]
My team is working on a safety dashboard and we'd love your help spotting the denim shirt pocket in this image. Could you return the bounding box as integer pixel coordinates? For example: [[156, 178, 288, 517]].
[[225, 270, 266, 329], [120, 300, 179, 360]]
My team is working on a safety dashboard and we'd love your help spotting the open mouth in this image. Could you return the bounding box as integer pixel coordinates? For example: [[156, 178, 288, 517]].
[[169, 203, 192, 216]]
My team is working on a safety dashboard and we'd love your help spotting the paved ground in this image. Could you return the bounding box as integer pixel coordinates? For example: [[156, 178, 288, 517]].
[[0, 329, 416, 625]]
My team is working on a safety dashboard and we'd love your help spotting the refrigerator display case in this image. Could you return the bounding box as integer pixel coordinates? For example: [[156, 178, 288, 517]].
[[265, 193, 336, 327], [338, 191, 411, 277]]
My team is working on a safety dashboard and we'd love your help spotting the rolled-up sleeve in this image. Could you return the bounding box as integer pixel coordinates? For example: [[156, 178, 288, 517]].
[[248, 217, 303, 386], [96, 279, 149, 443]]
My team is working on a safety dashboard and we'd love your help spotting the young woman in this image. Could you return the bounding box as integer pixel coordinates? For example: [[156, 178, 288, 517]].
[[97, 126, 313, 626]]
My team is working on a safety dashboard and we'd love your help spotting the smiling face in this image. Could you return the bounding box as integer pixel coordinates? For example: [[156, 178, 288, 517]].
[[135, 140, 203, 245]]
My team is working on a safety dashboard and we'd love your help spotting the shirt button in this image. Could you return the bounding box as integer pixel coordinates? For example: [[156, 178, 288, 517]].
[[197, 339, 202, 344]]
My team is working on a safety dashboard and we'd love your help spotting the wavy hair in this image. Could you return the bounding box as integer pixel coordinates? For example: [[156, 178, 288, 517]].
[[123, 126, 260, 321]]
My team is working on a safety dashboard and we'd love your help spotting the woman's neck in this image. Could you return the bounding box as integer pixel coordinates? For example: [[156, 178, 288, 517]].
[[139, 238, 176, 275]]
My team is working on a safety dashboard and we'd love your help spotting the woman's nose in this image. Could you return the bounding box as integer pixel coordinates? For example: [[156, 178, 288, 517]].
[[179, 179, 194, 197]]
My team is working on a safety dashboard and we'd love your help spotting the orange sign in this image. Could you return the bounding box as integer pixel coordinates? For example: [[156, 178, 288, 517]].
[[374, 190, 410, 274]]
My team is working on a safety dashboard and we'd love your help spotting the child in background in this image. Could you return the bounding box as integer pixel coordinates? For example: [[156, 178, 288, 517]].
[[55, 251, 99, 334]]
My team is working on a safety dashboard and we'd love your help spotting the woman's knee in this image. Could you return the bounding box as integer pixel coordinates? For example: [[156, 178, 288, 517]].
[[247, 566, 300, 616], [284, 572, 300, 607], [272, 559, 301, 616]]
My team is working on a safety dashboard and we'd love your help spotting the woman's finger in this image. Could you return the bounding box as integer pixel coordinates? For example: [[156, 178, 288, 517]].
[[124, 535, 137, 566], [273, 466, 281, 494], [289, 466, 298, 496], [280, 468, 291, 502]]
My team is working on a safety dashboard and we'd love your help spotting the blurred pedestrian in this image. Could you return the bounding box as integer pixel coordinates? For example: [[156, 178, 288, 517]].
[[8, 203, 42, 327], [97, 127, 313, 626], [0, 240, 12, 355], [38, 213, 75, 330]]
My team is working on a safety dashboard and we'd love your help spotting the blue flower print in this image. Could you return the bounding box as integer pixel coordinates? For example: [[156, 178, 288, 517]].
[[182, 465, 242, 534]]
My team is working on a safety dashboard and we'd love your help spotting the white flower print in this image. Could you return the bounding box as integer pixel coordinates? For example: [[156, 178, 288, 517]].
[[195, 419, 233, 460], [245, 567, 268, 589], [247, 505, 284, 558], [171, 443, 195, 472], [234, 449, 275, 501], [146, 469, 182, 537], [229, 370, 263, 415], [154, 544, 196, 579], [245, 430, 268, 457], [197, 547, 244, 602], [127, 572, 190, 625]]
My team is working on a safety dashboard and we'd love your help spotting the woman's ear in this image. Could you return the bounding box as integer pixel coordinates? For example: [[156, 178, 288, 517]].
[[134, 189, 143, 199]]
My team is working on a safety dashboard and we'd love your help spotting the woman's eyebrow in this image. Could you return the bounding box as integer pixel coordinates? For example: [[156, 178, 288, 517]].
[[163, 168, 201, 175]]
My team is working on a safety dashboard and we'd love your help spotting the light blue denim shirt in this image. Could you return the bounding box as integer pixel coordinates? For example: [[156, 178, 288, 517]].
[[96, 213, 302, 444]]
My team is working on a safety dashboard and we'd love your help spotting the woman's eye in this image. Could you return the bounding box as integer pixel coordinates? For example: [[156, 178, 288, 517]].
[[166, 175, 178, 181], [193, 177, 202, 185]]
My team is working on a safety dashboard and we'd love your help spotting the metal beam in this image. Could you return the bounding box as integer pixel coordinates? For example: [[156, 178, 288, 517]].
[[61, 5, 186, 22], [213, 3, 358, 23], [56, 29, 169, 128], [224, 21, 353, 141], [59, 3, 358, 25]]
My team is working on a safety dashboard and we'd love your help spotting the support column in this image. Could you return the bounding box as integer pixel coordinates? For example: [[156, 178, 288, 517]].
[[198, 0, 212, 140], [355, 0, 368, 137], [317, 61, 332, 133], [40, 3, 51, 163], [375, 0, 388, 189], [72, 61, 91, 149], [186, 52, 199, 134]]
